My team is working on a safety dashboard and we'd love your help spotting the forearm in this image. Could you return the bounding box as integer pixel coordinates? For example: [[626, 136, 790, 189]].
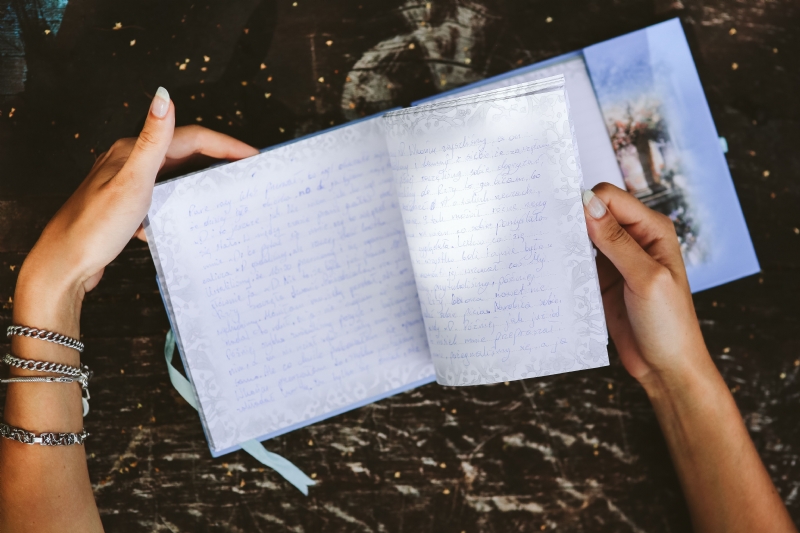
[[0, 264, 103, 532], [642, 355, 796, 533]]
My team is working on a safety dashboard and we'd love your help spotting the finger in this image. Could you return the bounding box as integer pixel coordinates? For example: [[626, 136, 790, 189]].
[[590, 183, 684, 275], [166, 125, 259, 162], [159, 153, 216, 176], [590, 183, 667, 243], [116, 87, 175, 186], [582, 188, 667, 295]]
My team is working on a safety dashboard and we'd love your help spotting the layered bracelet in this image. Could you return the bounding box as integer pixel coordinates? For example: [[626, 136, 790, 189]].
[[2, 352, 88, 378], [7, 325, 84, 353], [1, 325, 91, 446], [0, 422, 89, 446]]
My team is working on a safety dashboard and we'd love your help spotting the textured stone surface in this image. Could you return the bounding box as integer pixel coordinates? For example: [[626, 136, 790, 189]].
[[0, 0, 798, 531]]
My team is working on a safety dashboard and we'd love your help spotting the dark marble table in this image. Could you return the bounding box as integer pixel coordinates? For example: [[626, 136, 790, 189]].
[[1, 1, 798, 531]]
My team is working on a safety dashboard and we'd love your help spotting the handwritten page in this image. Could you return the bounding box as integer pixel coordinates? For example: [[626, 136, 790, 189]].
[[383, 75, 609, 386], [145, 116, 433, 453], [418, 55, 625, 191]]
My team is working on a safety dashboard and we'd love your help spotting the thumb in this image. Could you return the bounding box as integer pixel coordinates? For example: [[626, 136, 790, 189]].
[[582, 189, 664, 294], [118, 86, 175, 185]]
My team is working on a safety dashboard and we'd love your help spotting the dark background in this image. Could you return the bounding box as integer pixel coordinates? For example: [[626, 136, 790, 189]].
[[1, 0, 799, 531]]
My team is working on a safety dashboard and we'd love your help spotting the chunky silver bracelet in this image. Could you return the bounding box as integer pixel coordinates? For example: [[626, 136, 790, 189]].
[[0, 422, 89, 446], [2, 353, 85, 378], [7, 325, 84, 353]]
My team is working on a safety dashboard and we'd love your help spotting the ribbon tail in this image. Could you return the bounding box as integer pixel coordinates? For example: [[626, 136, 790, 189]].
[[164, 329, 315, 495], [164, 329, 199, 410], [240, 440, 317, 495]]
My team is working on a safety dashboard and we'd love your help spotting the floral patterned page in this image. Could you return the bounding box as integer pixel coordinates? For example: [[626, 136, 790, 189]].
[[383, 76, 609, 386]]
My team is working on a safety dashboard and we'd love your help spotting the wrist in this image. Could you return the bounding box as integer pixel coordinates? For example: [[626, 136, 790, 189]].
[[638, 350, 731, 420], [13, 256, 84, 339]]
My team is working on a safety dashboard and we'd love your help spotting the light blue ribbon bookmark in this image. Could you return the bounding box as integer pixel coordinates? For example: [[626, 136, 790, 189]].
[[163, 330, 316, 495]]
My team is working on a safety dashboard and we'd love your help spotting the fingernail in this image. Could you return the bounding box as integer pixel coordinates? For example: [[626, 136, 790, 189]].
[[151, 86, 170, 118], [582, 189, 607, 219]]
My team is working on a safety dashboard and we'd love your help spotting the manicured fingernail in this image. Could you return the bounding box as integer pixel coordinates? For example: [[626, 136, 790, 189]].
[[151, 86, 170, 118], [582, 189, 607, 219]]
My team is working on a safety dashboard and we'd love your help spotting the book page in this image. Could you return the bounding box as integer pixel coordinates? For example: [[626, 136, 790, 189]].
[[145, 116, 433, 454], [383, 76, 609, 386], [415, 55, 625, 191]]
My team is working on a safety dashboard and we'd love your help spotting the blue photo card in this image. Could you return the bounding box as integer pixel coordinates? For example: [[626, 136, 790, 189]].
[[583, 19, 759, 291]]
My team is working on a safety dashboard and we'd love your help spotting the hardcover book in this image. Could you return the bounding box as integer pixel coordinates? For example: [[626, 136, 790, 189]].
[[145, 19, 757, 457]]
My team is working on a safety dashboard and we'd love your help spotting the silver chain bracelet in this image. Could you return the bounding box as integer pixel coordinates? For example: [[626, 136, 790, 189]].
[[6, 325, 84, 353], [0, 422, 89, 446], [2, 353, 85, 378], [2, 354, 93, 416]]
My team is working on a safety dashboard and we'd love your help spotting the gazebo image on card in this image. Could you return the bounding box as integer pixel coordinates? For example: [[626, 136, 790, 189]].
[[583, 20, 759, 288], [605, 96, 701, 262]]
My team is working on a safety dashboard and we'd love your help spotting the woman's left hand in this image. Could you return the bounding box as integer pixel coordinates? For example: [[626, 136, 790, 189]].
[[4, 88, 259, 533], [16, 87, 258, 321]]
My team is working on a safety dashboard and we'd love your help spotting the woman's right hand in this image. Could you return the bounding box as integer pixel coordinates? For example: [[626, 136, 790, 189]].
[[581, 183, 713, 391], [582, 184, 797, 533]]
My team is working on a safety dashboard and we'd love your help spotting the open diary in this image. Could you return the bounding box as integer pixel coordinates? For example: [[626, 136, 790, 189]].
[[145, 19, 757, 457]]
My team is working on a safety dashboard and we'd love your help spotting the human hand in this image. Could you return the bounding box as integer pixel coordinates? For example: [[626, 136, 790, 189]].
[[23, 87, 258, 294], [15, 87, 258, 330], [581, 183, 712, 391], [582, 186, 798, 533]]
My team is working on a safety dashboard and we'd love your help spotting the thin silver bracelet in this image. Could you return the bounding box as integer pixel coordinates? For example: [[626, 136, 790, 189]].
[[1, 376, 76, 384], [2, 354, 93, 416], [0, 422, 89, 446], [6, 325, 84, 353]]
